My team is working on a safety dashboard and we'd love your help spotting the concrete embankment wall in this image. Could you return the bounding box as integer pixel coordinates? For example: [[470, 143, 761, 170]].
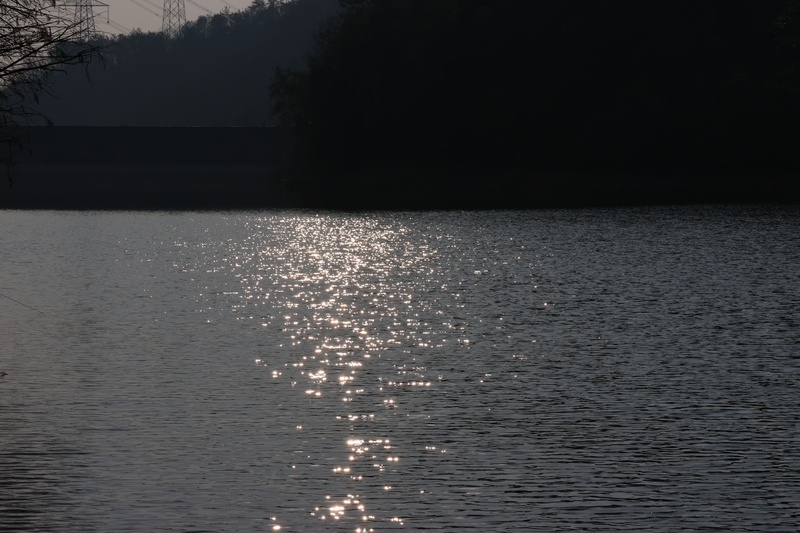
[[1, 127, 292, 209]]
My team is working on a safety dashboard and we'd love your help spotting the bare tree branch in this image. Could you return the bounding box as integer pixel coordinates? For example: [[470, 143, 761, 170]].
[[1, 0, 100, 169]]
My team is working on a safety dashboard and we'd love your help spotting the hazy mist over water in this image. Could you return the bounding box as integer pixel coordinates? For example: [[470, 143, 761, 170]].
[[1, 207, 798, 531]]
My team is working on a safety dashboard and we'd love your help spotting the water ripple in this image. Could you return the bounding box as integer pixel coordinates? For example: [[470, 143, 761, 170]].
[[0, 206, 798, 531]]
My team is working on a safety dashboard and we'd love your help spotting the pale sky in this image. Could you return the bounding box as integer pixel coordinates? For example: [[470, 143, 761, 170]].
[[89, 0, 253, 35]]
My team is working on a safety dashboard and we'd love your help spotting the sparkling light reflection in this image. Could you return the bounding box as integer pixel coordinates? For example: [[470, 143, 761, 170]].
[[198, 213, 548, 531], [218, 214, 452, 530]]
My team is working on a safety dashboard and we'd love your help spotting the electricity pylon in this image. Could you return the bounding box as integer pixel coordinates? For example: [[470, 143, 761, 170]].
[[73, 0, 96, 40], [162, 0, 187, 39]]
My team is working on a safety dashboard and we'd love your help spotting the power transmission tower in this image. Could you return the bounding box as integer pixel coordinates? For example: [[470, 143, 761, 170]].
[[64, 0, 108, 41], [73, 0, 96, 40], [162, 0, 187, 39]]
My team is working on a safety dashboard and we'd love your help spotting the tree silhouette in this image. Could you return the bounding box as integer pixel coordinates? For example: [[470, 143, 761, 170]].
[[31, 0, 338, 127], [271, 0, 800, 202], [1, 0, 98, 171]]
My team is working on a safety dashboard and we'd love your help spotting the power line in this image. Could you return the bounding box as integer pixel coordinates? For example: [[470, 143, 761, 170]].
[[185, 0, 211, 15], [0, 292, 45, 315], [105, 18, 131, 32], [107, 0, 253, 34], [129, 0, 161, 18], [138, 0, 164, 12]]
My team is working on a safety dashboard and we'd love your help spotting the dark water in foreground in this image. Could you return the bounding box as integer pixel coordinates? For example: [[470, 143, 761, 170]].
[[1, 207, 798, 532]]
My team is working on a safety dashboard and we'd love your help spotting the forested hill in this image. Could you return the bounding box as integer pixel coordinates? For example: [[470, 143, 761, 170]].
[[272, 0, 800, 189], [34, 0, 338, 126]]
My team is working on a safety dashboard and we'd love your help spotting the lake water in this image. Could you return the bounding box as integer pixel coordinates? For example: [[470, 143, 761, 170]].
[[1, 207, 798, 532]]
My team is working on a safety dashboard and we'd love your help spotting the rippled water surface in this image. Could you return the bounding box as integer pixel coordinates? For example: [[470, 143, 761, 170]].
[[1, 207, 799, 532]]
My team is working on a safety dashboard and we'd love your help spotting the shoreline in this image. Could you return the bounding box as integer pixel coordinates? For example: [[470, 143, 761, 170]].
[[2, 126, 798, 210], [2, 126, 291, 209]]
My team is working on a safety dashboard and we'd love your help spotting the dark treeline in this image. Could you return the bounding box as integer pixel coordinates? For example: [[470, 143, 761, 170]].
[[272, 0, 800, 207], [35, 0, 338, 126]]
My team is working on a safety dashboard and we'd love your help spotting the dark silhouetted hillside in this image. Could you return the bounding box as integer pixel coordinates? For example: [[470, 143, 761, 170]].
[[14, 0, 800, 209], [33, 0, 338, 126], [271, 0, 800, 208]]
